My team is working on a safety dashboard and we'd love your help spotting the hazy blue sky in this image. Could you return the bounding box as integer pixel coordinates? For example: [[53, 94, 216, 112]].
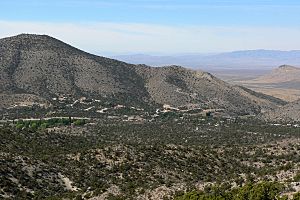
[[0, 0, 299, 54]]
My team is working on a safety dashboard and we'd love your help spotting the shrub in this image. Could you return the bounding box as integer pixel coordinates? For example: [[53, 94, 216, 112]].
[[73, 119, 85, 126], [293, 172, 300, 182]]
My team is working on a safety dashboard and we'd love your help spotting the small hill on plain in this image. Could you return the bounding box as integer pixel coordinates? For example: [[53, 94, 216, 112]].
[[250, 65, 300, 84]]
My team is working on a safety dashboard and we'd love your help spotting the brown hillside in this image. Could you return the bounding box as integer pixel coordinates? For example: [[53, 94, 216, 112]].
[[0, 34, 286, 115]]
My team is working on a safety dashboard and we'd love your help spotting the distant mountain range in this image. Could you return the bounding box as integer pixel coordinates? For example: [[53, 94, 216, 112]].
[[112, 50, 300, 70], [0, 34, 286, 116]]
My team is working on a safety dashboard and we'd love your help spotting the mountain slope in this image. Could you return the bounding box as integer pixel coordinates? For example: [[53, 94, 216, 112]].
[[0, 34, 286, 115], [261, 100, 300, 122], [0, 34, 150, 107], [135, 65, 286, 114]]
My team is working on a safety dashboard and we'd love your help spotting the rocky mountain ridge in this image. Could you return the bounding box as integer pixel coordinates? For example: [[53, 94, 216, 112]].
[[0, 34, 287, 116]]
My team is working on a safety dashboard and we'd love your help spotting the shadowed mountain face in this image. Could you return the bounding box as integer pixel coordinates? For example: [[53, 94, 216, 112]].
[[0, 34, 286, 115]]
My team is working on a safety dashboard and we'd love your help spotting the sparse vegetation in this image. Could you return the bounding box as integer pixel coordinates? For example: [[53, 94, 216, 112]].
[[176, 182, 287, 200], [1, 34, 300, 200], [1, 114, 300, 199], [13, 118, 86, 130]]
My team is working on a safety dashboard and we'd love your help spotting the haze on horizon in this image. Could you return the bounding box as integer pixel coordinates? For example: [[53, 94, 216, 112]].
[[0, 0, 300, 55]]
